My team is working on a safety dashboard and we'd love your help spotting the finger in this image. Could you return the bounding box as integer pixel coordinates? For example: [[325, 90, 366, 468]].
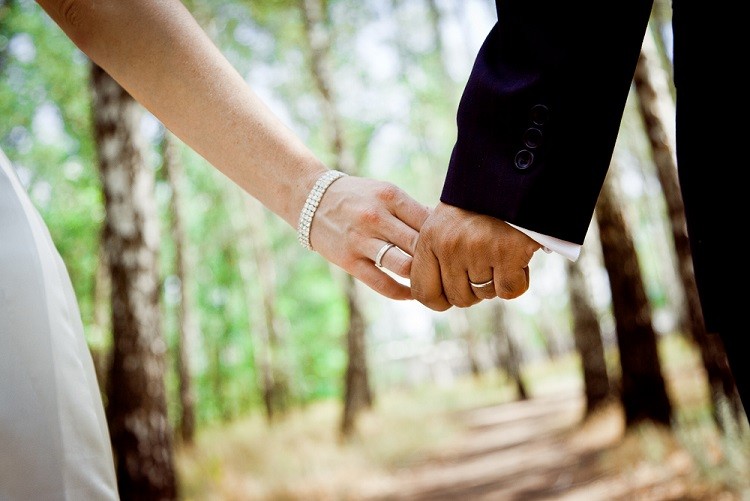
[[377, 186, 431, 256], [378, 184, 431, 232], [441, 260, 481, 308], [494, 265, 531, 300], [357, 203, 421, 261], [351, 259, 412, 300], [410, 242, 451, 311], [377, 218, 421, 260], [468, 269, 497, 300], [370, 240, 412, 278]]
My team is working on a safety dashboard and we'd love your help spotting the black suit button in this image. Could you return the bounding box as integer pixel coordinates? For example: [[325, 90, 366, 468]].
[[523, 127, 543, 149], [530, 104, 549, 126], [515, 150, 534, 170]]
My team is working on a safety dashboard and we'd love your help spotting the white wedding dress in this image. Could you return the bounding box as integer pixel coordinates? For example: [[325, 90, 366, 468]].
[[0, 149, 118, 500]]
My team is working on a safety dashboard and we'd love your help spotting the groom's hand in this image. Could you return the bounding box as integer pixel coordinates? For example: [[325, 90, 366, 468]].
[[410, 202, 541, 311]]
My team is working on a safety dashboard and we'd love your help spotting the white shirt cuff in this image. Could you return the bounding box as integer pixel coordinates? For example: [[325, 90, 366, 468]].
[[507, 223, 582, 262]]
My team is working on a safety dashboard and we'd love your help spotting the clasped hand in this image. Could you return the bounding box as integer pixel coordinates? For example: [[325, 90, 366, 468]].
[[310, 178, 541, 310]]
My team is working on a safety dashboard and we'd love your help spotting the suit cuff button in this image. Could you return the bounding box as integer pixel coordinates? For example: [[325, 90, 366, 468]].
[[514, 150, 534, 170], [523, 127, 543, 149], [530, 104, 549, 126]]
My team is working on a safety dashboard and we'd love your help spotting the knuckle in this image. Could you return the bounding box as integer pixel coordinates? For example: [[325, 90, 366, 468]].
[[61, 0, 85, 28], [437, 236, 460, 259], [376, 183, 400, 203], [496, 279, 525, 300], [358, 207, 381, 226], [466, 232, 488, 250]]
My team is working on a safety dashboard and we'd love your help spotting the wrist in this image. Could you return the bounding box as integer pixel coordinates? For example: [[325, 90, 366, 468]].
[[296, 169, 348, 251]]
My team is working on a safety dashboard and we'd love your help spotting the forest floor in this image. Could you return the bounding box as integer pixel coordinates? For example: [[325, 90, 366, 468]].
[[359, 392, 740, 501], [177, 337, 750, 501]]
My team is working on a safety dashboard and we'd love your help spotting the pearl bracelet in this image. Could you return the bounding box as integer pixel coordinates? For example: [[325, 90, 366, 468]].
[[297, 170, 347, 251]]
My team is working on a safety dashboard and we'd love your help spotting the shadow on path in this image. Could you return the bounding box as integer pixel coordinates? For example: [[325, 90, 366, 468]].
[[364, 392, 718, 501]]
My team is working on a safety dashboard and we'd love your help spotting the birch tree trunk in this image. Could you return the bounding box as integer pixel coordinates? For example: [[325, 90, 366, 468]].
[[424, 0, 455, 93], [491, 302, 528, 400], [633, 28, 742, 424], [341, 277, 372, 435], [162, 131, 197, 444], [566, 258, 611, 414], [449, 309, 482, 377], [299, 0, 372, 437], [91, 63, 177, 499], [232, 192, 290, 423], [90, 238, 112, 392], [596, 173, 672, 427]]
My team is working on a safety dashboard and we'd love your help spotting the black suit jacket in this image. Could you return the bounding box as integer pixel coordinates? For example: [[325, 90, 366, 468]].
[[441, 0, 653, 244], [441, 0, 735, 406]]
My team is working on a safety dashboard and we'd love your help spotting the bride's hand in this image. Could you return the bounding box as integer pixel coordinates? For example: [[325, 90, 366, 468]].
[[308, 175, 431, 300]]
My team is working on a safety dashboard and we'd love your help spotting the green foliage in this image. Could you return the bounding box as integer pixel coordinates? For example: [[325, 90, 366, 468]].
[[1, 0, 711, 441], [1, 0, 102, 326]]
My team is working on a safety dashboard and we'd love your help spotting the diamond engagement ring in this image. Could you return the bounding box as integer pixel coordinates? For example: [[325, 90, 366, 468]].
[[469, 278, 494, 288], [375, 243, 396, 268]]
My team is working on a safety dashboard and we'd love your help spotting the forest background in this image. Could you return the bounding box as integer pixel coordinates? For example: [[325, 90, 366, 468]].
[[1, 0, 748, 499]]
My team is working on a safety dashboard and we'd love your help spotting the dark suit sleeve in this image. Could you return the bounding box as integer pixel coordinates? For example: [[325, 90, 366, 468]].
[[440, 0, 654, 244]]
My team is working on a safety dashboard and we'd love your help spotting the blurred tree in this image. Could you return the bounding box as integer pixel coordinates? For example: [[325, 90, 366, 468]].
[[1, 1, 103, 334], [649, 0, 675, 99], [537, 308, 566, 361], [449, 309, 482, 377], [0, 0, 11, 73], [162, 131, 198, 444], [491, 301, 528, 400], [596, 171, 672, 427], [233, 191, 291, 422], [423, 0, 455, 94], [633, 26, 742, 426], [90, 237, 111, 391], [566, 256, 612, 415], [388, 0, 459, 200], [299, 0, 373, 437], [91, 64, 177, 498]]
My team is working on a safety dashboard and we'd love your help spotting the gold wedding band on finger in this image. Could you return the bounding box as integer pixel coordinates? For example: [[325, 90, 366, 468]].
[[375, 242, 396, 269], [469, 278, 494, 288]]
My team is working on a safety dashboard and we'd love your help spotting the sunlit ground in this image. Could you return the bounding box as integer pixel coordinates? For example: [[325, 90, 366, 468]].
[[176, 334, 750, 500]]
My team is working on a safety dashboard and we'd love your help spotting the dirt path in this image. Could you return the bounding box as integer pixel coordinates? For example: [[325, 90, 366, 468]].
[[363, 392, 732, 501]]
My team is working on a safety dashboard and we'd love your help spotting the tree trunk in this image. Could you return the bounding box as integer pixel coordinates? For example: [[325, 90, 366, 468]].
[[299, 0, 355, 175], [341, 276, 373, 435], [232, 192, 290, 423], [633, 28, 742, 425], [162, 131, 197, 445], [424, 0, 455, 92], [0, 0, 13, 74], [491, 302, 528, 400], [91, 64, 177, 499], [649, 0, 675, 99], [299, 0, 373, 437], [537, 309, 566, 361], [596, 173, 671, 427], [90, 237, 112, 393], [449, 309, 482, 377], [566, 258, 611, 414]]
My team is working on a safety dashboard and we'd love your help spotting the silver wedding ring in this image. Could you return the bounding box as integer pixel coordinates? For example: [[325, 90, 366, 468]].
[[375, 242, 396, 268], [469, 278, 494, 288]]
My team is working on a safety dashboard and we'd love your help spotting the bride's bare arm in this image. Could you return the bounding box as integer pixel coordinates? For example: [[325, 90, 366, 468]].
[[36, 0, 429, 299]]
